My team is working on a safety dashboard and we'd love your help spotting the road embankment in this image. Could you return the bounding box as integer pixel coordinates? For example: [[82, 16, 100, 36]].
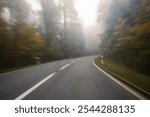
[[94, 57, 150, 99]]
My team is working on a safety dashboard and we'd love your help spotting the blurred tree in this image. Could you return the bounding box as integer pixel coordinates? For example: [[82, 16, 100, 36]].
[[0, 0, 85, 70], [0, 0, 44, 68], [97, 0, 150, 75], [60, 0, 85, 58], [39, 0, 64, 61]]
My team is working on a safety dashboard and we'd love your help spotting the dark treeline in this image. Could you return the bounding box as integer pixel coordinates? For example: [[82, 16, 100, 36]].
[[97, 0, 150, 75], [0, 0, 85, 69]]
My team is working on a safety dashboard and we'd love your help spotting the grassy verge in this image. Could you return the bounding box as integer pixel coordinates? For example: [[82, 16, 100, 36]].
[[95, 57, 150, 96]]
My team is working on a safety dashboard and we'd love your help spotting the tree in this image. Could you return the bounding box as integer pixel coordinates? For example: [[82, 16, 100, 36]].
[[60, 0, 85, 57], [97, 0, 150, 75], [0, 0, 86, 70], [0, 0, 44, 67]]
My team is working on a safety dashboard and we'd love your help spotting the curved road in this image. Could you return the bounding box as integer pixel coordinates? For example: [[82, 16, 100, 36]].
[[0, 56, 138, 100]]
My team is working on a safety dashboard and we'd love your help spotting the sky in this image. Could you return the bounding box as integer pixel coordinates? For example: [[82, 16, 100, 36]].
[[26, 0, 41, 11], [27, 0, 112, 30], [75, 0, 100, 27], [23, 0, 113, 53]]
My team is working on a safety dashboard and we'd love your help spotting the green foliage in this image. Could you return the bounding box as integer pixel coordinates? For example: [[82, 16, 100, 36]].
[[95, 57, 150, 94], [0, 0, 85, 71], [0, 18, 44, 67], [97, 0, 150, 75], [18, 26, 44, 57]]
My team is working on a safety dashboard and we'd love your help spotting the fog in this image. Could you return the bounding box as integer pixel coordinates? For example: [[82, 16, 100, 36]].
[[84, 25, 100, 55], [0, 0, 150, 75]]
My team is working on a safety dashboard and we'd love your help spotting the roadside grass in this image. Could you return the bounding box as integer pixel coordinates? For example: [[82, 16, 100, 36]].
[[95, 57, 150, 95]]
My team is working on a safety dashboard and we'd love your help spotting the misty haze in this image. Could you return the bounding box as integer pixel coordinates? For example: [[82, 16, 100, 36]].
[[0, 0, 150, 100]]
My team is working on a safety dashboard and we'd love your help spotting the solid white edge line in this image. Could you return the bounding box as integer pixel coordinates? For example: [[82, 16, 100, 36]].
[[59, 64, 70, 70], [15, 72, 56, 100], [93, 60, 146, 100]]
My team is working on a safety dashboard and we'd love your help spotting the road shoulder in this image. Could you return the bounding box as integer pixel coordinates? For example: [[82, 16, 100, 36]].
[[93, 57, 149, 100]]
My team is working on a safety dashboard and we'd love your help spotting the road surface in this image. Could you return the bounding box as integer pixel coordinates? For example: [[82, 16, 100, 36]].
[[0, 56, 139, 100]]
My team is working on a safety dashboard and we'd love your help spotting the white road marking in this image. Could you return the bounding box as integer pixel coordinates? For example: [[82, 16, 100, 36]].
[[15, 72, 56, 100], [93, 60, 147, 100], [71, 61, 76, 64], [59, 64, 70, 70], [77, 59, 80, 61]]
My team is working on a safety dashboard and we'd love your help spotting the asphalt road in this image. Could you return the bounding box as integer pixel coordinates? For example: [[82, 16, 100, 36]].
[[0, 56, 139, 100]]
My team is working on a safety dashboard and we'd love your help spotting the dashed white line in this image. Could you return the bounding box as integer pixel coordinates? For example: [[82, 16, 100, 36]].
[[93, 60, 146, 100], [71, 60, 76, 64], [59, 64, 70, 70], [15, 72, 56, 100]]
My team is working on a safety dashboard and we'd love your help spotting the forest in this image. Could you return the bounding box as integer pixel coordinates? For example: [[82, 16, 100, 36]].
[[0, 0, 150, 75], [0, 0, 85, 70], [97, 0, 150, 75]]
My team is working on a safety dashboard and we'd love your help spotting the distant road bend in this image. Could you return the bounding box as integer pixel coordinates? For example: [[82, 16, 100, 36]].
[[0, 56, 143, 100]]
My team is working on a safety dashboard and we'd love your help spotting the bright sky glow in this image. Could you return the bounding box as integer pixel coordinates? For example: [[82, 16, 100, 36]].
[[27, 0, 41, 11], [75, 0, 100, 27], [28, 0, 102, 27]]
